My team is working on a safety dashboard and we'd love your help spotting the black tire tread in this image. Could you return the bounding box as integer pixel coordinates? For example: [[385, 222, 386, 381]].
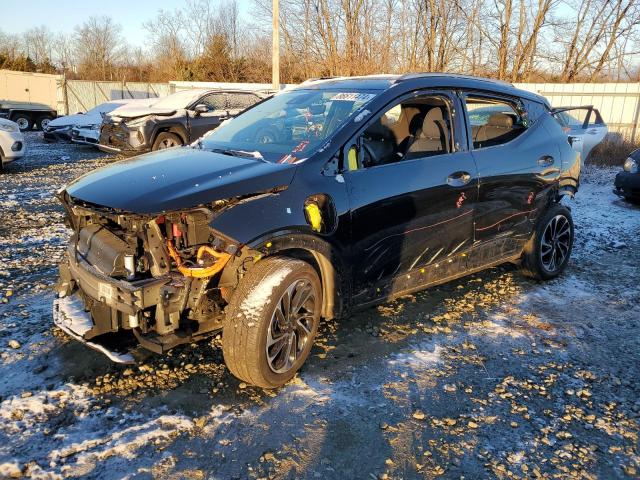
[[222, 256, 318, 388], [521, 203, 573, 280]]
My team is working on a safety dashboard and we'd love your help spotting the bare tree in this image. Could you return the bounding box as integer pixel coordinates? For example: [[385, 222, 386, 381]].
[[74, 16, 124, 80]]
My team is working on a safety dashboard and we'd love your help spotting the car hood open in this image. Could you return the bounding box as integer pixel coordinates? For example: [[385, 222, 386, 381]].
[[66, 147, 297, 214]]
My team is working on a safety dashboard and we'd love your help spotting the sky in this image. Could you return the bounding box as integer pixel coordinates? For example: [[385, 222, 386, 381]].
[[0, 0, 253, 47]]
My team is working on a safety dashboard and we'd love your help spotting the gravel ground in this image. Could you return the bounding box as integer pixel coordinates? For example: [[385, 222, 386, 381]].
[[0, 133, 639, 479]]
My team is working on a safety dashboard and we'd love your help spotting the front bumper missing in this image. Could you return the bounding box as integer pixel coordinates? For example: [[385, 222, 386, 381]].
[[97, 143, 122, 154], [53, 294, 135, 364]]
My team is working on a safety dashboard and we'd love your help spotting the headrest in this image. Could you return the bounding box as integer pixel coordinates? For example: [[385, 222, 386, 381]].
[[420, 107, 445, 138], [487, 112, 513, 128]]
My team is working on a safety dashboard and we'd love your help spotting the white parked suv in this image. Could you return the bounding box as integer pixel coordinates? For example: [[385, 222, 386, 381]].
[[0, 118, 25, 171]]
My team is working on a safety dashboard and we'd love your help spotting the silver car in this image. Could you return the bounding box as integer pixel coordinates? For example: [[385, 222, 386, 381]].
[[552, 106, 608, 164]]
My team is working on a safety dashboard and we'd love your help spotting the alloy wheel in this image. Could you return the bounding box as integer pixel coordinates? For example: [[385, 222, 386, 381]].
[[158, 138, 178, 149], [266, 279, 316, 374], [40, 118, 51, 130], [540, 214, 571, 272]]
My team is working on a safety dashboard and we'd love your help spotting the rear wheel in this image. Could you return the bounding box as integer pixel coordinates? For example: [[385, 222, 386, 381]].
[[36, 115, 53, 131], [521, 204, 574, 280], [12, 114, 32, 131], [152, 132, 183, 150], [222, 256, 322, 388]]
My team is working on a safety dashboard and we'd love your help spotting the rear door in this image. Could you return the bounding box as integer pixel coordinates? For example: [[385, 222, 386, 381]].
[[463, 93, 560, 267], [343, 90, 478, 303], [552, 106, 607, 162], [188, 92, 229, 140]]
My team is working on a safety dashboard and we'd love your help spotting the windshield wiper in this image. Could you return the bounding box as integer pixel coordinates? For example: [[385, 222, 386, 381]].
[[210, 148, 268, 162]]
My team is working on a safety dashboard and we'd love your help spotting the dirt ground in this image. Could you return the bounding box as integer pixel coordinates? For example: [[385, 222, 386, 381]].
[[0, 133, 639, 479]]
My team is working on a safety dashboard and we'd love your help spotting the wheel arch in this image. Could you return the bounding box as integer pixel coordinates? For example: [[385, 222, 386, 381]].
[[231, 233, 349, 321], [151, 123, 189, 145]]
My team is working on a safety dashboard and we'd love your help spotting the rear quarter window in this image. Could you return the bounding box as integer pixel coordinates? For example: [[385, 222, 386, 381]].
[[521, 99, 549, 126]]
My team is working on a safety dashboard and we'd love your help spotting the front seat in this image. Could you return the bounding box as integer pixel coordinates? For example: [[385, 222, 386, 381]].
[[406, 107, 449, 157]]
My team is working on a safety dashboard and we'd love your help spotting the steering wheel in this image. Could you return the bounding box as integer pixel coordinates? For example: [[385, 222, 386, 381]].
[[362, 142, 380, 168], [254, 127, 279, 144]]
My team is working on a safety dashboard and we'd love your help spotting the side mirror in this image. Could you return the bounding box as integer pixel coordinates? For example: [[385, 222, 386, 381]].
[[193, 104, 209, 115]]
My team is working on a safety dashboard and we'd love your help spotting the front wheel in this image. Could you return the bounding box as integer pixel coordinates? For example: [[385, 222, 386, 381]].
[[152, 132, 183, 150], [222, 256, 322, 388], [521, 204, 574, 280]]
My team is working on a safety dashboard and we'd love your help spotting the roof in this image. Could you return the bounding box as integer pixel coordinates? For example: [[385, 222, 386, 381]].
[[295, 73, 549, 105]]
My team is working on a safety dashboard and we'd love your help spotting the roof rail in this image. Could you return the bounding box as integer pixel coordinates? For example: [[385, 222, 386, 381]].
[[395, 72, 514, 88]]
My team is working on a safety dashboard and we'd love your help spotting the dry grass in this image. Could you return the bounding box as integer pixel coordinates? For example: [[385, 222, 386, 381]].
[[586, 136, 640, 166]]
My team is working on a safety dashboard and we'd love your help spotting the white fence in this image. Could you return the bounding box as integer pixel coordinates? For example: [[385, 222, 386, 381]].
[[515, 83, 640, 141], [1, 69, 639, 140], [62, 80, 172, 114]]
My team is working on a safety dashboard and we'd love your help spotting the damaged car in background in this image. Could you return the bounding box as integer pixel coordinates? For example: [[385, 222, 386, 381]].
[[54, 74, 580, 388], [98, 88, 266, 155], [45, 99, 153, 143]]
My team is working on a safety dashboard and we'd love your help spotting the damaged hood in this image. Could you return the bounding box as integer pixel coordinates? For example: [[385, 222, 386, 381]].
[[108, 106, 178, 119], [66, 147, 297, 214]]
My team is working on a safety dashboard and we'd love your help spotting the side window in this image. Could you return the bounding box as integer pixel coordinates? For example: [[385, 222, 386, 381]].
[[200, 93, 226, 111], [227, 93, 260, 110], [465, 97, 526, 149], [522, 99, 549, 126], [357, 95, 453, 169]]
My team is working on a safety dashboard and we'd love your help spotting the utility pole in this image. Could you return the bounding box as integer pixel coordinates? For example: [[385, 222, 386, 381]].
[[272, 0, 280, 90]]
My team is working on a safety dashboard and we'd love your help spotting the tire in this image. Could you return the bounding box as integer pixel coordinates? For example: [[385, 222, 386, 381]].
[[36, 115, 53, 131], [521, 203, 574, 280], [152, 132, 183, 151], [12, 114, 32, 131], [222, 256, 322, 388]]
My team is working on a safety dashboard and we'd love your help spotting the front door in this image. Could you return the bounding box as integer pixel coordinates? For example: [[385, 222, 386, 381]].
[[188, 92, 229, 140], [343, 91, 478, 303], [552, 106, 607, 163]]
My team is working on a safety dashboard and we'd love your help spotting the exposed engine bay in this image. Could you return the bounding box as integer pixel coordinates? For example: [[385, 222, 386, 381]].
[[54, 192, 249, 360]]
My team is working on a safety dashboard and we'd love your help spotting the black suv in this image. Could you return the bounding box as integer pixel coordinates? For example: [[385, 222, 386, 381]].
[[98, 88, 265, 155], [55, 74, 580, 388]]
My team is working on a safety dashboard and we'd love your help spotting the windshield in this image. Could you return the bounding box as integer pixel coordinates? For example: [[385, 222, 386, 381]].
[[152, 90, 207, 109], [200, 88, 380, 163]]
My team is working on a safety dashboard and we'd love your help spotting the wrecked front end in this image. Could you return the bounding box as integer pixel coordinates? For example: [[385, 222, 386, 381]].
[[54, 192, 245, 362], [98, 114, 164, 155]]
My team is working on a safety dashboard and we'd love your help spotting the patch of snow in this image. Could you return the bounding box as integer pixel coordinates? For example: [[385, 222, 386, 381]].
[[237, 266, 294, 321], [354, 109, 371, 123]]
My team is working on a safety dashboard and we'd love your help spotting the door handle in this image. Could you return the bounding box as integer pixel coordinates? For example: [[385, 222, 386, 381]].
[[537, 155, 555, 166], [447, 171, 472, 187]]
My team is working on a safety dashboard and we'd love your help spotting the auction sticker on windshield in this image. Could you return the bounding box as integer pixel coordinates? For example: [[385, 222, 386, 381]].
[[330, 93, 377, 102]]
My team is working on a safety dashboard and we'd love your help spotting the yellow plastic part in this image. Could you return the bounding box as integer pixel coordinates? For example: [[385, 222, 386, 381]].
[[305, 202, 323, 232], [347, 146, 358, 171], [166, 240, 231, 279]]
